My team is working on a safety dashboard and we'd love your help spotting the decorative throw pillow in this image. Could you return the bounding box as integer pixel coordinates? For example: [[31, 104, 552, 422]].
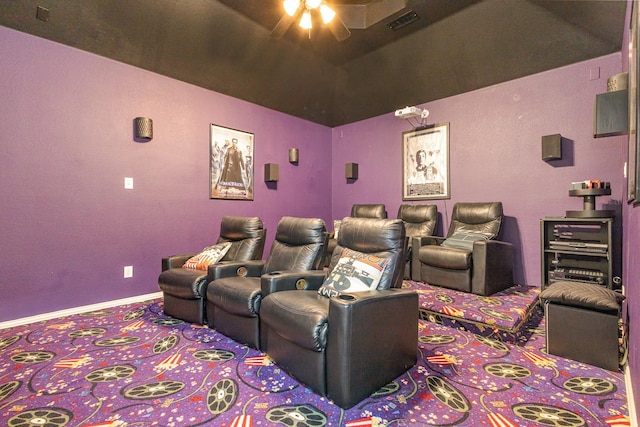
[[182, 242, 231, 271], [318, 248, 390, 298], [441, 230, 492, 250]]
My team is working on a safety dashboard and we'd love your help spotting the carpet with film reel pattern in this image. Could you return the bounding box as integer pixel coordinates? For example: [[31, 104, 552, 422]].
[[0, 281, 630, 427]]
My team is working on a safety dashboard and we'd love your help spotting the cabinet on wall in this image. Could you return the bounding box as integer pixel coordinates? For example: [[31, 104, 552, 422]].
[[540, 217, 621, 289]]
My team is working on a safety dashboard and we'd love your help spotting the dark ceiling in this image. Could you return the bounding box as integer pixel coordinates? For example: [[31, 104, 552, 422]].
[[0, 0, 627, 127]]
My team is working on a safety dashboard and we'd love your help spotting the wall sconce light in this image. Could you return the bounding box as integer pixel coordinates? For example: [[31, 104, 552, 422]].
[[345, 162, 358, 179], [134, 117, 153, 141], [289, 148, 299, 164], [264, 163, 279, 182]]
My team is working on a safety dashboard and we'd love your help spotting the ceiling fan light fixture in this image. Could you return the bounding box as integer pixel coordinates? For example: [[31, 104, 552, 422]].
[[306, 0, 322, 9], [319, 3, 335, 24], [283, 0, 300, 16], [300, 10, 313, 29]]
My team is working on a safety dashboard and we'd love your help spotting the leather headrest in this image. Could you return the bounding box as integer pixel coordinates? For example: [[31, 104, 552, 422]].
[[220, 216, 264, 240], [448, 202, 503, 238], [275, 216, 327, 245], [351, 204, 387, 219]]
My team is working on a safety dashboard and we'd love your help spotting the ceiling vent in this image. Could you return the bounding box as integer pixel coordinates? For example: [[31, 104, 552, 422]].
[[388, 10, 418, 31]]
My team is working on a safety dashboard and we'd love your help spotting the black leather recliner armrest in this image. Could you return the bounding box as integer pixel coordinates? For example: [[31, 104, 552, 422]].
[[207, 260, 265, 281], [410, 236, 445, 280], [326, 289, 418, 408], [412, 235, 445, 248], [261, 270, 327, 297], [162, 254, 195, 271], [471, 240, 514, 296]]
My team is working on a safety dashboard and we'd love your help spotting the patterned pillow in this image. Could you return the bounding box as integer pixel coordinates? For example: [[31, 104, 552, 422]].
[[182, 242, 231, 271], [441, 231, 492, 250], [318, 248, 391, 298]]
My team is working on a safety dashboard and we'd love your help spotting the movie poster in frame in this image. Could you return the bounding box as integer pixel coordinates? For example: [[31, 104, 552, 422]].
[[402, 123, 450, 200], [210, 124, 254, 200]]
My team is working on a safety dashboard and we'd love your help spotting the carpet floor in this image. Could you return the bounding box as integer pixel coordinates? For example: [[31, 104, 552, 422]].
[[0, 282, 630, 426]]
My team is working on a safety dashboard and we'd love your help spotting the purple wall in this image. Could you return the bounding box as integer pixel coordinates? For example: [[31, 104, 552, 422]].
[[620, 2, 640, 413], [0, 27, 332, 321], [332, 55, 626, 287]]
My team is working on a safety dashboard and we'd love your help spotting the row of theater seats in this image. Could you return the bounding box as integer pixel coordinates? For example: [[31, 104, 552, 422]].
[[157, 202, 515, 407], [326, 202, 514, 296], [158, 215, 417, 409]]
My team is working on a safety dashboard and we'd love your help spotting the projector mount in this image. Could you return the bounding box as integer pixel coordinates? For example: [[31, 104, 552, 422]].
[[394, 106, 430, 128]]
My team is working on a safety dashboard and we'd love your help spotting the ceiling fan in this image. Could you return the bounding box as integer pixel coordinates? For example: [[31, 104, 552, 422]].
[[271, 0, 351, 41]]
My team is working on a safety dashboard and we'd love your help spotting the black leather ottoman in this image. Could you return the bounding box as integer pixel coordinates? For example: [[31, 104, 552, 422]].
[[540, 281, 625, 371]]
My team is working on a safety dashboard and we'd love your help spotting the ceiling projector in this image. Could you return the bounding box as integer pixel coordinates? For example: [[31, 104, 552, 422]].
[[395, 106, 429, 119]]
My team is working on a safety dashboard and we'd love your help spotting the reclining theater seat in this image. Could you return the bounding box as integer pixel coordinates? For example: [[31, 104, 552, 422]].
[[324, 203, 387, 267], [260, 217, 418, 409], [158, 216, 265, 325], [206, 216, 327, 349], [412, 202, 514, 296], [397, 204, 437, 279]]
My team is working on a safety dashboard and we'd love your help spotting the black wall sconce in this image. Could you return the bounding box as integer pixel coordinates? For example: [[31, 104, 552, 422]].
[[134, 117, 153, 141], [289, 148, 299, 164], [264, 163, 279, 182], [345, 162, 358, 179]]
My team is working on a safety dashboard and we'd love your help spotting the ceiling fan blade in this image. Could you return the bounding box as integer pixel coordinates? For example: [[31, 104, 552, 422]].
[[328, 14, 351, 41], [271, 6, 303, 39], [271, 14, 294, 39]]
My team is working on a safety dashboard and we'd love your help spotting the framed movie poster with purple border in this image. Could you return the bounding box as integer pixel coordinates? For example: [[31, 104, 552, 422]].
[[210, 124, 254, 200], [402, 122, 450, 200]]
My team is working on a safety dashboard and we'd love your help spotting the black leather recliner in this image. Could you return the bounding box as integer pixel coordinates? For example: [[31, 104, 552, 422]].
[[324, 203, 387, 267], [412, 202, 514, 296], [205, 216, 327, 349], [397, 204, 438, 279], [158, 216, 266, 324], [259, 217, 418, 409]]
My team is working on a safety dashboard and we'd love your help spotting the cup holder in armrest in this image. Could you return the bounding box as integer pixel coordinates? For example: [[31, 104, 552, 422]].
[[338, 294, 356, 301]]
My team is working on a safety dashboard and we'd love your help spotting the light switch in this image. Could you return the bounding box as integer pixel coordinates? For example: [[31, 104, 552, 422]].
[[124, 177, 134, 189], [124, 265, 133, 278]]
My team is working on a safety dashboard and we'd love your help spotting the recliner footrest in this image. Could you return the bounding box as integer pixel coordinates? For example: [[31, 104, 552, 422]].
[[540, 281, 624, 371], [540, 281, 624, 313]]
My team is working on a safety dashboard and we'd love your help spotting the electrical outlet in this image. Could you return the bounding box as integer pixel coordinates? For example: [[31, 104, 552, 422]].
[[124, 265, 133, 278], [124, 177, 134, 189]]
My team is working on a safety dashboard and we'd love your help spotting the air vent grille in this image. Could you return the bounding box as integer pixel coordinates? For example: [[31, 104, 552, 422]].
[[388, 10, 418, 31]]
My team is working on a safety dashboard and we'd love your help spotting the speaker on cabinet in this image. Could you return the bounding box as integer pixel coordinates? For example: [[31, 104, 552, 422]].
[[594, 89, 629, 138], [542, 134, 562, 161], [264, 163, 279, 182], [345, 163, 358, 179]]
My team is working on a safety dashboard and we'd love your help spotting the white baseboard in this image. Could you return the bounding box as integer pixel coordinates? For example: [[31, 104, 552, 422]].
[[626, 365, 638, 426], [0, 292, 163, 330]]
